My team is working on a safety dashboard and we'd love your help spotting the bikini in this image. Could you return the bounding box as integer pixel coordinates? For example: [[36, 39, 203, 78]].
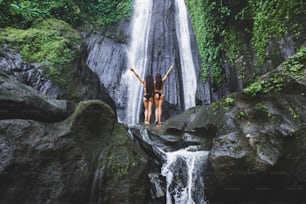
[[154, 91, 163, 98], [144, 94, 153, 100]]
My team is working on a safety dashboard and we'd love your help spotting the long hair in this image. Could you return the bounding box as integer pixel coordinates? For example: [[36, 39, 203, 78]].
[[145, 75, 154, 96], [155, 73, 162, 90]]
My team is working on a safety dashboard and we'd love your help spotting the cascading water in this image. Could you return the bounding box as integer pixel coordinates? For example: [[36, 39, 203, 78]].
[[161, 146, 209, 204], [124, 0, 197, 124], [123, 0, 153, 125], [132, 127, 209, 204], [85, 0, 202, 123], [125, 1, 207, 200], [175, 0, 197, 110]]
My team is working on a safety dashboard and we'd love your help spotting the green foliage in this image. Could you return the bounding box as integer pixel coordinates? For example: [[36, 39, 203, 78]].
[[186, 0, 305, 90], [9, 1, 48, 25], [244, 46, 306, 96], [0, 0, 133, 29], [224, 97, 234, 106], [223, 97, 234, 111], [0, 0, 81, 28], [255, 103, 269, 111], [83, 0, 133, 28], [107, 153, 130, 177], [185, 0, 226, 88], [211, 97, 234, 112], [236, 111, 246, 119], [244, 81, 263, 97], [0, 19, 81, 88], [249, 0, 304, 65], [288, 106, 299, 120]]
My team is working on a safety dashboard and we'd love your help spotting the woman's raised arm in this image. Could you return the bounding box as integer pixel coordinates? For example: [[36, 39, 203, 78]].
[[130, 68, 145, 85], [162, 64, 174, 82]]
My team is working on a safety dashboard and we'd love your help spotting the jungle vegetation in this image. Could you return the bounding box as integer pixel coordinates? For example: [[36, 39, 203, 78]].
[[185, 0, 306, 90]]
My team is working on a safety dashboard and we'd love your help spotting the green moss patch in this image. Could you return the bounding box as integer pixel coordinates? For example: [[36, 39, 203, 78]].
[[0, 18, 81, 89], [244, 46, 306, 96]]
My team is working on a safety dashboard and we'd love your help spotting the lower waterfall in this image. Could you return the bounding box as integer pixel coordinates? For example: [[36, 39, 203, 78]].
[[161, 146, 209, 204], [130, 127, 209, 204]]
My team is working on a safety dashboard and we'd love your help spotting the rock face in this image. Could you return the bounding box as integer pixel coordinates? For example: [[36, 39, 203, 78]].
[[126, 56, 306, 202], [85, 32, 128, 119], [0, 70, 69, 122], [84, 0, 210, 122], [0, 97, 149, 203], [159, 70, 306, 202], [213, 37, 305, 101], [0, 45, 61, 98], [0, 44, 116, 112]]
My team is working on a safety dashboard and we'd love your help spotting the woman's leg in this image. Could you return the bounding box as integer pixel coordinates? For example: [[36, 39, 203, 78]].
[[143, 98, 149, 124], [147, 97, 153, 124], [154, 93, 160, 123], [158, 95, 165, 124]]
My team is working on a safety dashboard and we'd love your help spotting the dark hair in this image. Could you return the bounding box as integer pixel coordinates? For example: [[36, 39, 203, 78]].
[[155, 73, 162, 90], [146, 75, 154, 96]]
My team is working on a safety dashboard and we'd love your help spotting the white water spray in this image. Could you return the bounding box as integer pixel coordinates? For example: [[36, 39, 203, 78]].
[[125, 0, 197, 124], [175, 0, 197, 110], [131, 126, 209, 203], [124, 0, 153, 125], [161, 146, 209, 204]]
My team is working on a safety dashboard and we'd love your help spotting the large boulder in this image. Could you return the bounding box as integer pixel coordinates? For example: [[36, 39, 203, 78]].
[[159, 60, 306, 202], [0, 70, 69, 122], [0, 30, 116, 112], [0, 100, 149, 204], [0, 45, 62, 98]]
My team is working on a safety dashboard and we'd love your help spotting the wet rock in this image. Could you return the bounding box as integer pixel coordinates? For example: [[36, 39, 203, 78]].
[[0, 70, 69, 122], [0, 45, 61, 98], [0, 100, 149, 204]]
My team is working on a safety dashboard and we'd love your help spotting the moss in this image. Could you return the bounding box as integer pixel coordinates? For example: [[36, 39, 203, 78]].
[[288, 105, 299, 120], [186, 0, 305, 90], [0, 18, 81, 92], [244, 46, 306, 96], [185, 0, 225, 88], [98, 123, 145, 178], [235, 111, 246, 119], [81, 0, 133, 30], [249, 0, 305, 65], [211, 97, 234, 113], [0, 0, 133, 29]]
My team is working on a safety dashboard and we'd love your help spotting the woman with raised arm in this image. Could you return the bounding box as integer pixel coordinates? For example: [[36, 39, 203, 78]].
[[130, 68, 154, 125], [154, 64, 174, 125]]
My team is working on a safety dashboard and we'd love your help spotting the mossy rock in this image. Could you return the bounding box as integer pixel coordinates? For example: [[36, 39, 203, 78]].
[[0, 18, 81, 89]]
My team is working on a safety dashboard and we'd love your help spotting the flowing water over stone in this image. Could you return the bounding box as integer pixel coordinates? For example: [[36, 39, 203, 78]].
[[125, 0, 197, 123], [124, 0, 153, 124], [130, 126, 209, 203], [85, 0, 207, 123], [161, 146, 209, 204], [123, 1, 207, 200], [174, 0, 197, 110]]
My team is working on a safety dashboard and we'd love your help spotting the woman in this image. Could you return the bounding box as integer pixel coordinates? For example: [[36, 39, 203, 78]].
[[130, 68, 154, 125], [154, 64, 174, 125]]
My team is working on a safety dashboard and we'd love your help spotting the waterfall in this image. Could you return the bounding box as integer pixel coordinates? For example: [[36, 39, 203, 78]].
[[161, 146, 209, 204], [85, 0, 201, 123], [124, 0, 153, 125], [131, 127, 209, 204], [175, 0, 197, 110], [124, 0, 197, 124]]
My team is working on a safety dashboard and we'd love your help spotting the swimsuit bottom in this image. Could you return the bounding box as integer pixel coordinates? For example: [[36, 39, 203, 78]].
[[144, 94, 153, 100], [154, 92, 163, 98]]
